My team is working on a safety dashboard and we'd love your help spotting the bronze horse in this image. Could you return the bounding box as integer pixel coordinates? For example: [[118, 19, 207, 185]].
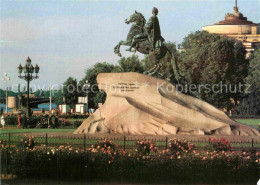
[[114, 11, 183, 78]]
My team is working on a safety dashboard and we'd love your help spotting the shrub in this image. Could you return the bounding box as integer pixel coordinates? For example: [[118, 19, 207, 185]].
[[58, 118, 72, 127], [89, 139, 117, 154], [17, 135, 36, 150], [3, 137, 259, 183], [28, 117, 48, 128], [136, 138, 157, 155], [4, 116, 18, 125], [208, 138, 231, 152], [7, 147, 260, 184], [35, 117, 49, 128], [0, 140, 6, 148], [4, 115, 49, 128], [167, 138, 195, 155], [73, 120, 83, 128]]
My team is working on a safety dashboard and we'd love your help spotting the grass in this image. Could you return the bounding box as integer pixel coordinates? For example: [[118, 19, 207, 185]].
[[0, 119, 259, 149], [1, 133, 258, 150], [235, 119, 260, 129], [1, 119, 259, 134], [0, 128, 75, 134], [67, 118, 85, 122]]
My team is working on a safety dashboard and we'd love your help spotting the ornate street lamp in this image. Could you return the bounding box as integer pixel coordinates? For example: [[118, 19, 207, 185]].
[[49, 83, 53, 111], [17, 56, 40, 117], [2, 73, 10, 113], [83, 80, 90, 112]]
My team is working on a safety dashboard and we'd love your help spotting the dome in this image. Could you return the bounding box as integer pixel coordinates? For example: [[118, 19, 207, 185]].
[[202, 5, 258, 35], [214, 7, 257, 26]]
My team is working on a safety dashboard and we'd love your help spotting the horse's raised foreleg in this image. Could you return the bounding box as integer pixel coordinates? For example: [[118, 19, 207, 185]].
[[114, 40, 131, 57]]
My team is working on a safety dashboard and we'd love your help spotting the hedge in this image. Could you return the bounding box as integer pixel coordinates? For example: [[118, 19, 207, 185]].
[[3, 116, 83, 128], [1, 148, 258, 184], [1, 137, 259, 184]]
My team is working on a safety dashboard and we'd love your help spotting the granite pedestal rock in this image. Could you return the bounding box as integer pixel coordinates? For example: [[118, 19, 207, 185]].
[[74, 72, 259, 136]]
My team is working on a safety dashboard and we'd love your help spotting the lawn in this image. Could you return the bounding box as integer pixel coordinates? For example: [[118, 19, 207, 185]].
[[0, 128, 75, 134], [67, 118, 85, 122], [1, 119, 259, 134], [235, 119, 260, 129]]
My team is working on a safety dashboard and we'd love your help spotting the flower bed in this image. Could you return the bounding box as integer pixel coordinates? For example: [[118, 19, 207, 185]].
[[136, 137, 157, 155], [0, 138, 259, 184], [208, 137, 231, 152]]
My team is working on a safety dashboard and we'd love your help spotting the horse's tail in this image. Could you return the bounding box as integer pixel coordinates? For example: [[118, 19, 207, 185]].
[[165, 45, 184, 79]]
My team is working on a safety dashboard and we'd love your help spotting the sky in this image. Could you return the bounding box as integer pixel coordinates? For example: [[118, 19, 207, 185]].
[[0, 0, 259, 91]]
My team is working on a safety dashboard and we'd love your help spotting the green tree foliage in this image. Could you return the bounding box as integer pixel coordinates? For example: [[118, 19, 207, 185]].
[[81, 62, 116, 109], [33, 90, 42, 97], [8, 90, 20, 97], [179, 31, 248, 109], [63, 77, 78, 108], [235, 47, 260, 115], [0, 89, 6, 103], [81, 56, 145, 108], [118, 55, 144, 73], [0, 89, 20, 103], [53, 88, 64, 105], [33, 89, 51, 98]]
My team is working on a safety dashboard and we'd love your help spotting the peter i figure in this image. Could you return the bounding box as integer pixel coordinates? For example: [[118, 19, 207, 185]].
[[126, 7, 165, 52]]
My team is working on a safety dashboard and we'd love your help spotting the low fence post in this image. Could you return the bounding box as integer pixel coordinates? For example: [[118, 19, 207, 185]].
[[45, 133, 48, 150], [165, 136, 168, 150], [59, 149, 62, 180], [251, 138, 254, 149], [123, 136, 126, 151], [8, 133, 11, 148], [5, 149, 8, 177], [84, 134, 86, 152]]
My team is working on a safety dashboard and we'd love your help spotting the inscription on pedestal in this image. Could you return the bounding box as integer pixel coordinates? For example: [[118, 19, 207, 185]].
[[112, 82, 140, 92]]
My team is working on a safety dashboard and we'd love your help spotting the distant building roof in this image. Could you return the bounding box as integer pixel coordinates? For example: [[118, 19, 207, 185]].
[[214, 6, 257, 26]]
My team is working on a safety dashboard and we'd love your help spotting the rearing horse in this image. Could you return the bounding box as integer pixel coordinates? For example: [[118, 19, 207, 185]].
[[114, 11, 183, 78]]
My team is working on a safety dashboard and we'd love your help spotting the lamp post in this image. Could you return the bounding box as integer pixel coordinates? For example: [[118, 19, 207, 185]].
[[2, 73, 10, 113], [83, 80, 90, 112], [49, 83, 53, 112], [17, 56, 40, 117]]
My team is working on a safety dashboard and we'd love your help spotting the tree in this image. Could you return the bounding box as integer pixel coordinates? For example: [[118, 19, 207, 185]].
[[235, 47, 260, 115], [33, 90, 42, 97], [0, 89, 6, 103], [81, 56, 146, 109], [53, 88, 64, 105], [63, 77, 78, 108], [179, 31, 248, 109], [0, 89, 20, 104], [33, 89, 51, 98], [118, 55, 144, 73], [81, 62, 116, 109]]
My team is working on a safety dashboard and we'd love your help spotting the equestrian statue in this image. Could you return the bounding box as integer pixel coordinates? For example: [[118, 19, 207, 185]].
[[114, 7, 183, 80]]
